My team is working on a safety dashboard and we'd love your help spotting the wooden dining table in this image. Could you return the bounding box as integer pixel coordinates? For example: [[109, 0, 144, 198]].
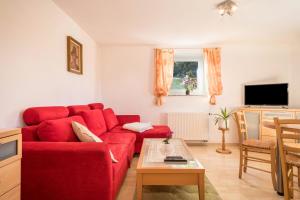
[[263, 121, 300, 195]]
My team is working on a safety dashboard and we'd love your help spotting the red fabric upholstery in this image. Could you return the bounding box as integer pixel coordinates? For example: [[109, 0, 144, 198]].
[[117, 115, 140, 125], [103, 108, 119, 130], [22, 142, 113, 200], [135, 125, 172, 143], [135, 142, 143, 153], [100, 132, 136, 162], [108, 143, 130, 198], [79, 110, 107, 136], [109, 125, 134, 133], [22, 126, 39, 141], [21, 103, 173, 200], [88, 103, 104, 110], [23, 106, 69, 125], [110, 125, 172, 153], [37, 116, 85, 142], [67, 105, 90, 116]]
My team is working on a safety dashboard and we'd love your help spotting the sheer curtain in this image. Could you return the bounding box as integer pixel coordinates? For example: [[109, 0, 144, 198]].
[[154, 48, 174, 106], [203, 48, 223, 105]]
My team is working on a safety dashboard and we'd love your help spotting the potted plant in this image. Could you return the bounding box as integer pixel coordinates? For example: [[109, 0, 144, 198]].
[[181, 73, 197, 95], [213, 107, 234, 129], [162, 136, 173, 155]]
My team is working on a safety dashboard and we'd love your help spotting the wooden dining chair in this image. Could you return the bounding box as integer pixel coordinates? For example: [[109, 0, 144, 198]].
[[274, 118, 300, 200], [234, 111, 277, 190]]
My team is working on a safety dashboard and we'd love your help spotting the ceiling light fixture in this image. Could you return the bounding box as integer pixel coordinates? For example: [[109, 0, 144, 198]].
[[216, 0, 238, 16]]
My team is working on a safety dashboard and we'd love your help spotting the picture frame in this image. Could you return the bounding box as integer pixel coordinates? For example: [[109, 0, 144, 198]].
[[67, 36, 83, 74]]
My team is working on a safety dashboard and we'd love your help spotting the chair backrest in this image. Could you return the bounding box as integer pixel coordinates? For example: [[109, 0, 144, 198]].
[[274, 118, 300, 161], [234, 111, 248, 145]]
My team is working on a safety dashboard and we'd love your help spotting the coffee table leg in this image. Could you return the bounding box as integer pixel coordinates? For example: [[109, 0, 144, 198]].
[[198, 173, 205, 200], [137, 173, 143, 200]]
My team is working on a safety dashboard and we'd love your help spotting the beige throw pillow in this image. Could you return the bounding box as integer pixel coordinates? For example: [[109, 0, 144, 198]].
[[72, 121, 118, 163]]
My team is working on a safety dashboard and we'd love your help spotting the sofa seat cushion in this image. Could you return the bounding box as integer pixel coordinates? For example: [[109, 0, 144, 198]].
[[68, 105, 90, 116], [100, 132, 136, 146], [110, 125, 134, 133], [103, 108, 119, 130], [111, 125, 172, 142], [23, 106, 69, 126], [37, 116, 86, 142], [79, 110, 107, 136], [135, 125, 172, 142]]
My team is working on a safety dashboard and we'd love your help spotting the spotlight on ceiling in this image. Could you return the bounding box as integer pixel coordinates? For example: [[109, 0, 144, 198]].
[[216, 0, 238, 16]]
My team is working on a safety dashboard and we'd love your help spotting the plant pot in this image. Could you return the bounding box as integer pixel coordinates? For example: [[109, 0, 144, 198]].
[[164, 143, 174, 156], [186, 89, 190, 95], [218, 119, 229, 129]]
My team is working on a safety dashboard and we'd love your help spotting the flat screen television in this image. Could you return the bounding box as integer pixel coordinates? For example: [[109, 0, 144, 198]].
[[244, 83, 289, 106]]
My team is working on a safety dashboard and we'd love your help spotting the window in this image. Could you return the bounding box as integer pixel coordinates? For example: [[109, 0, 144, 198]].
[[169, 49, 206, 96]]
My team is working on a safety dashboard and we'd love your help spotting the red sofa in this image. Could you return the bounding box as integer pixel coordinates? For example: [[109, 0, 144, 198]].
[[21, 103, 172, 200]]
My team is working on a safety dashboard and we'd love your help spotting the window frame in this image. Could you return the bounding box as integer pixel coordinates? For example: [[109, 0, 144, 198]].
[[169, 49, 207, 96]]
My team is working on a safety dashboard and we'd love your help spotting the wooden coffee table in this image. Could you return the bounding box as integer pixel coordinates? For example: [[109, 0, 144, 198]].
[[136, 138, 205, 200]]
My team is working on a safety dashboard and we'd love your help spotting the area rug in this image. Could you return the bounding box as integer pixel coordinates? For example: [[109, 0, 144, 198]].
[[135, 176, 222, 200]]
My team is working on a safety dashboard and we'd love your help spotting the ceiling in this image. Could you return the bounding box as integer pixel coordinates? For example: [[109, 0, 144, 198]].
[[53, 0, 300, 45]]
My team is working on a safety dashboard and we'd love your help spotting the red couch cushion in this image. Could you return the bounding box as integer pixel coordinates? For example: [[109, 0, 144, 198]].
[[37, 116, 86, 142], [100, 132, 136, 146], [88, 103, 104, 110], [79, 110, 107, 136], [103, 108, 119, 130], [22, 125, 39, 141], [135, 125, 172, 142], [23, 106, 69, 126], [68, 105, 90, 116]]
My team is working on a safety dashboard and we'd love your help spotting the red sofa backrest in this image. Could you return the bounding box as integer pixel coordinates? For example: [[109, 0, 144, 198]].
[[67, 105, 91, 116], [22, 103, 106, 142], [23, 106, 69, 126], [88, 103, 104, 110]]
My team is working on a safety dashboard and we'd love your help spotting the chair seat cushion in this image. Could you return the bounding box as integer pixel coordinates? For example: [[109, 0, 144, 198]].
[[242, 139, 275, 149], [286, 154, 300, 167]]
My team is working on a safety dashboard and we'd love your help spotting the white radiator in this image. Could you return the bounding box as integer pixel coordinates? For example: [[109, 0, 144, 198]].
[[167, 112, 209, 141]]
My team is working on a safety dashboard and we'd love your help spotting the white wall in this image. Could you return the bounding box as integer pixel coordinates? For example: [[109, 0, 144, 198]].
[[99, 42, 300, 143], [0, 0, 100, 128]]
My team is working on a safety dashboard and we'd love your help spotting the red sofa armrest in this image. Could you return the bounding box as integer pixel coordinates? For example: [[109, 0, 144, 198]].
[[22, 142, 113, 200], [117, 115, 141, 125]]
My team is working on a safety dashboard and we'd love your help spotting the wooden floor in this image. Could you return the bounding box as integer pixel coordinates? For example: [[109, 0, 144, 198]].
[[117, 144, 300, 200]]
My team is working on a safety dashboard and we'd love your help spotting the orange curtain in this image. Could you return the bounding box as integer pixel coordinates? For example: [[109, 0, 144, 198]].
[[154, 48, 174, 106], [203, 48, 223, 105]]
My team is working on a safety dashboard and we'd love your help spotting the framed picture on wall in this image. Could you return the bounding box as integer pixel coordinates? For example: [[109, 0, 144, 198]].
[[67, 36, 83, 74]]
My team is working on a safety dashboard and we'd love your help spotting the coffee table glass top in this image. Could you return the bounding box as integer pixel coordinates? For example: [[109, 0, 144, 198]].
[[141, 138, 201, 169]]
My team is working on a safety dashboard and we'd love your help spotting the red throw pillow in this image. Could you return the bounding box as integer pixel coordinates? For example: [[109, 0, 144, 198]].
[[79, 110, 107, 136], [103, 108, 119, 130], [37, 116, 86, 142]]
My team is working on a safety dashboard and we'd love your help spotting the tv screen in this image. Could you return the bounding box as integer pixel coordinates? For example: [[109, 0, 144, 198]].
[[244, 83, 288, 106]]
